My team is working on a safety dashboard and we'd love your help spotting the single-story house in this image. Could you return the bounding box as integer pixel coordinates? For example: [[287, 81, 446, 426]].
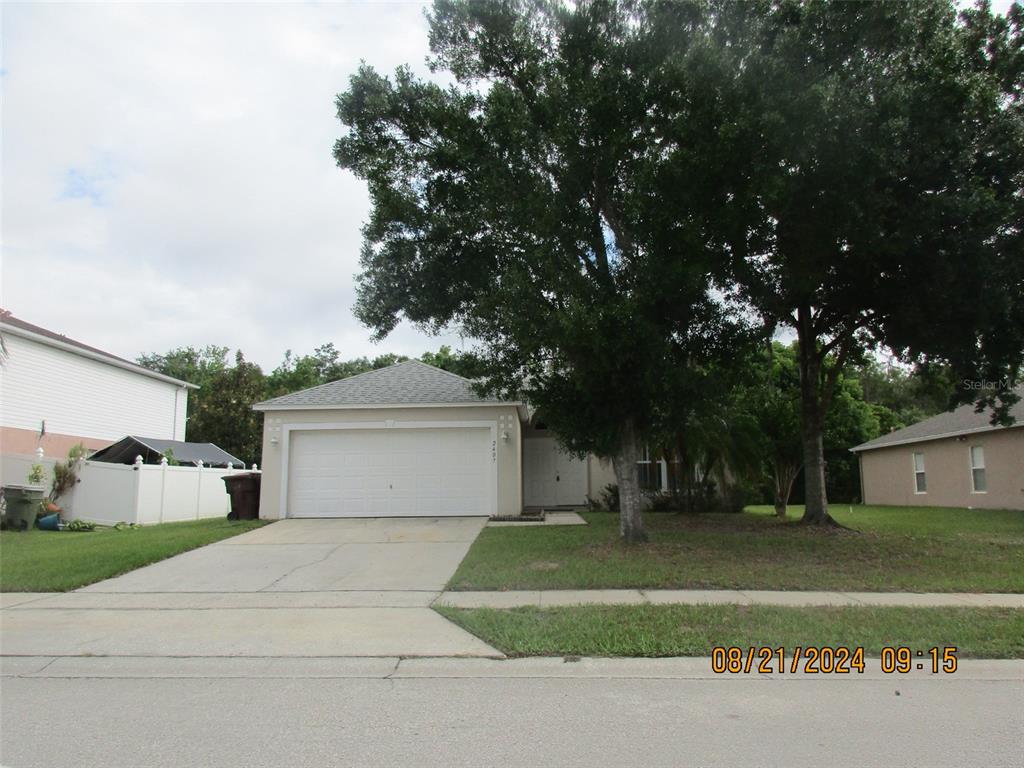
[[253, 360, 616, 518], [0, 310, 196, 459], [852, 392, 1023, 510], [88, 436, 246, 468]]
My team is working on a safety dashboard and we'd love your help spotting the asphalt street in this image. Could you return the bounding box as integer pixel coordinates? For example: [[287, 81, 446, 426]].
[[3, 520, 1020, 767], [2, 657, 1021, 768]]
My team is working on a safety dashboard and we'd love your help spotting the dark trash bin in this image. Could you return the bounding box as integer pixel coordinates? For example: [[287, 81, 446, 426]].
[[222, 472, 261, 520]]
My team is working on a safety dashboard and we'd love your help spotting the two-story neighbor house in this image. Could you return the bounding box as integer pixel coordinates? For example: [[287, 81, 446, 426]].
[[0, 310, 196, 458]]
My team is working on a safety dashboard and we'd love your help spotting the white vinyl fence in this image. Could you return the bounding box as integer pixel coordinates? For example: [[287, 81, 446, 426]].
[[1, 451, 258, 526]]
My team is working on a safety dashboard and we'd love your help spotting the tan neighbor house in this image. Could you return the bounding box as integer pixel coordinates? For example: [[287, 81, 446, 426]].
[[253, 360, 616, 519], [852, 393, 1024, 510]]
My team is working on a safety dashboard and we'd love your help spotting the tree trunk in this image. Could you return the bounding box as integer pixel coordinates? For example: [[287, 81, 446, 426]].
[[795, 317, 838, 526], [799, 416, 831, 524], [611, 419, 647, 543]]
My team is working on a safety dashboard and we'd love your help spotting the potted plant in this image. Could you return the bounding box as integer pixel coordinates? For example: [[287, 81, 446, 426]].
[[38, 444, 88, 530], [1, 463, 48, 531]]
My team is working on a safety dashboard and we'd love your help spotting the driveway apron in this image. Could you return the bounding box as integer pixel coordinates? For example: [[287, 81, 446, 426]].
[[0, 518, 500, 658]]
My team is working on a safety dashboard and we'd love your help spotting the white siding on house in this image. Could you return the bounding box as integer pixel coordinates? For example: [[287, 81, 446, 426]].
[[0, 334, 187, 442]]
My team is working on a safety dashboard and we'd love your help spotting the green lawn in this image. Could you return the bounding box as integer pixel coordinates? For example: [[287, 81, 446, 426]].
[[436, 604, 1024, 658], [448, 505, 1024, 593], [0, 518, 268, 592]]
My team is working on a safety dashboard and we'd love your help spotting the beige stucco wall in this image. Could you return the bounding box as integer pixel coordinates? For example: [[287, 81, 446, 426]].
[[859, 426, 1024, 510], [1, 425, 111, 457], [587, 455, 617, 501], [257, 405, 522, 519]]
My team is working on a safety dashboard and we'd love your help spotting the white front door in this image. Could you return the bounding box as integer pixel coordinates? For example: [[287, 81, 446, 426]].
[[523, 437, 588, 507], [287, 427, 492, 517]]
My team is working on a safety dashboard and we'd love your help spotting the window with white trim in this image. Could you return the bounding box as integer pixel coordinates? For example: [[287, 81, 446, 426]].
[[970, 446, 987, 493], [913, 452, 926, 493], [637, 445, 662, 492]]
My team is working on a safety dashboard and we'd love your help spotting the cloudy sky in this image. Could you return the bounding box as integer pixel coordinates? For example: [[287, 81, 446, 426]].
[[3, 1, 1014, 372], [2, 0, 467, 371]]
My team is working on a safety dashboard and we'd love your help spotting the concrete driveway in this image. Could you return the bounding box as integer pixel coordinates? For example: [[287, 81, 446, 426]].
[[0, 517, 500, 658]]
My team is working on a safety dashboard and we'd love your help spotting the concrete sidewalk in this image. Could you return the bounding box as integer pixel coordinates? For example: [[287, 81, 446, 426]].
[[435, 588, 1024, 609]]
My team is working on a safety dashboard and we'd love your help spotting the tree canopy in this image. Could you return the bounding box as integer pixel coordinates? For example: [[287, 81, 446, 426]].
[[264, 344, 407, 399], [334, 0, 1023, 535], [335, 0, 755, 540], [714, 0, 1024, 523]]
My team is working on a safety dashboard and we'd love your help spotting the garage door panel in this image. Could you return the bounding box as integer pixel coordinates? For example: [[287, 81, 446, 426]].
[[287, 427, 492, 518]]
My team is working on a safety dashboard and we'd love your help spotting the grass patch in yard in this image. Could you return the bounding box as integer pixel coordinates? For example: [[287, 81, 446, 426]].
[[0, 518, 268, 592], [436, 604, 1024, 658], [448, 505, 1024, 593]]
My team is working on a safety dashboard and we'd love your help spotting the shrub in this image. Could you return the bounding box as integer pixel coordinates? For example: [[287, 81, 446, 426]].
[[718, 479, 764, 514], [677, 480, 719, 514], [599, 483, 620, 513], [644, 491, 680, 512]]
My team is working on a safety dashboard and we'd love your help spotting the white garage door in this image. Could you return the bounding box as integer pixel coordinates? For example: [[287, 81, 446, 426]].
[[287, 428, 492, 518]]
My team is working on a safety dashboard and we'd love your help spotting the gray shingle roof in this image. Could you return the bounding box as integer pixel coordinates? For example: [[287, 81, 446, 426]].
[[253, 360, 509, 410], [852, 388, 1024, 452]]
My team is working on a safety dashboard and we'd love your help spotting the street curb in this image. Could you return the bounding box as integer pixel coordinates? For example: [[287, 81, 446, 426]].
[[436, 589, 1024, 609], [4, 655, 1022, 680]]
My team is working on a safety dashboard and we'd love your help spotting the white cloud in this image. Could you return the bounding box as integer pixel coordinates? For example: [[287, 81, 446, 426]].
[[6, 1, 1013, 371], [1, 1, 469, 370]]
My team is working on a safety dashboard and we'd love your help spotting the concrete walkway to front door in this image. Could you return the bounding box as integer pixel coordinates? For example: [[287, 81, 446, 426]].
[[0, 518, 501, 658]]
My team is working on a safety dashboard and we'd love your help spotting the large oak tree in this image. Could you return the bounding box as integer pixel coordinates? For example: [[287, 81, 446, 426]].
[[334, 0, 750, 541], [715, 0, 1024, 524]]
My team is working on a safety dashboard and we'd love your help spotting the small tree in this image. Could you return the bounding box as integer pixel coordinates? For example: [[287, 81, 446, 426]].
[[744, 344, 804, 518], [196, 352, 266, 466], [743, 343, 880, 517], [657, 364, 764, 513]]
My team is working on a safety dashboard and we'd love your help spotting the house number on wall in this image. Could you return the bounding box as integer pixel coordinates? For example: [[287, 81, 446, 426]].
[[492, 440, 497, 462]]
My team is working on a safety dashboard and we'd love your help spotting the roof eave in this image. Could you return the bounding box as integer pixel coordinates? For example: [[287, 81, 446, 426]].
[[1, 323, 199, 389], [851, 422, 1019, 453], [253, 400, 527, 415]]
